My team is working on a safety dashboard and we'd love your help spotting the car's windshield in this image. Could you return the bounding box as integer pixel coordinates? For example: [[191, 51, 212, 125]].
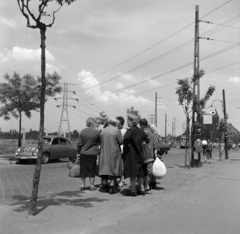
[[43, 137, 52, 145]]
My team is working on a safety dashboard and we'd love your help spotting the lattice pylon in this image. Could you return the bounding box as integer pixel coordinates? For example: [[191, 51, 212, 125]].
[[58, 82, 71, 137]]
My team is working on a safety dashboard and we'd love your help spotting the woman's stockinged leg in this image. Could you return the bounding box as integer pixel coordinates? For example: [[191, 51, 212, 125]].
[[89, 177, 97, 191], [143, 176, 150, 191], [80, 177, 86, 191], [138, 176, 145, 192], [89, 177, 95, 186], [130, 177, 136, 192]]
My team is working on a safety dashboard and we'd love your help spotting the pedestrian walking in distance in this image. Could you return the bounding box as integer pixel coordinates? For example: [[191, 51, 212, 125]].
[[206, 139, 213, 160]]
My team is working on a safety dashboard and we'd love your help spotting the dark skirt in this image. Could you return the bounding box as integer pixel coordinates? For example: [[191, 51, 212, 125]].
[[123, 147, 144, 179], [80, 154, 97, 177]]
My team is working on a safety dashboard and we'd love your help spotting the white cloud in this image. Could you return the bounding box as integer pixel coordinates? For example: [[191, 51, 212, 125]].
[[124, 88, 136, 94], [1, 47, 55, 63], [228, 77, 240, 85], [118, 73, 138, 83], [115, 83, 124, 89], [144, 77, 161, 87], [0, 16, 17, 28], [77, 70, 153, 107]]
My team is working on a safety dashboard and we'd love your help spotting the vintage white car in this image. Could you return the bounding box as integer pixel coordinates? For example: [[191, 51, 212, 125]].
[[15, 135, 77, 164]]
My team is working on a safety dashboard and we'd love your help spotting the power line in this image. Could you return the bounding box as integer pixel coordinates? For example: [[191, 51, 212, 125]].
[[199, 37, 240, 44], [91, 0, 233, 79], [199, 20, 240, 30], [207, 61, 240, 73], [77, 43, 239, 104], [76, 14, 240, 91]]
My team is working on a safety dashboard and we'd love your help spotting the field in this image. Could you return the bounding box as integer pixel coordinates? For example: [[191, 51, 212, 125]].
[[0, 139, 36, 154]]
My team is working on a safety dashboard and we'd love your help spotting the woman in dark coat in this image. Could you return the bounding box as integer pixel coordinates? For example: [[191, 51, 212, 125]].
[[123, 115, 149, 196], [77, 117, 100, 191]]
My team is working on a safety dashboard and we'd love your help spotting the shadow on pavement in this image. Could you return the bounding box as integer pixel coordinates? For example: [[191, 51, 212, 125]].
[[9, 190, 109, 215], [175, 164, 190, 169], [15, 159, 67, 165]]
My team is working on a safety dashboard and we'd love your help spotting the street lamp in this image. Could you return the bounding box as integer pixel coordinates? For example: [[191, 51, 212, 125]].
[[209, 99, 223, 113], [210, 97, 228, 159]]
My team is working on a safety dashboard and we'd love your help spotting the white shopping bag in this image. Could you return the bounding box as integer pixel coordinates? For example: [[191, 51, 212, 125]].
[[152, 157, 167, 179]]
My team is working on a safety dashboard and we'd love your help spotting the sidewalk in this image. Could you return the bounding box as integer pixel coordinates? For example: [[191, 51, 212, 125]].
[[0, 150, 240, 234]]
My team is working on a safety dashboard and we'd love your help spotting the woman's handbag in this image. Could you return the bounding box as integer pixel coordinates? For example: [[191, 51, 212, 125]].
[[152, 157, 166, 179], [67, 158, 80, 177]]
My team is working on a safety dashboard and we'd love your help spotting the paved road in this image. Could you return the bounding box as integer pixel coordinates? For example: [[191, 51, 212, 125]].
[[0, 148, 185, 205], [0, 148, 238, 205], [0, 148, 240, 234]]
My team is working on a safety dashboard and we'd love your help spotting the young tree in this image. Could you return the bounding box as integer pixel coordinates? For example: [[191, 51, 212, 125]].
[[17, 0, 76, 215], [176, 70, 215, 168], [0, 72, 61, 147]]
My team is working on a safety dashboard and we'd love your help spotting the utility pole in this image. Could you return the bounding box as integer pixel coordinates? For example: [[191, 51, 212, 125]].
[[148, 114, 154, 124], [58, 82, 71, 138], [155, 92, 157, 127], [222, 89, 229, 159], [154, 92, 161, 127], [191, 5, 201, 167], [55, 82, 78, 139], [165, 113, 167, 138]]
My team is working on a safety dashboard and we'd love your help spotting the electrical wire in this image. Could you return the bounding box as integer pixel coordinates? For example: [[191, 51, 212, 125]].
[[88, 0, 233, 79], [76, 14, 240, 91], [77, 43, 239, 104], [200, 20, 240, 30]]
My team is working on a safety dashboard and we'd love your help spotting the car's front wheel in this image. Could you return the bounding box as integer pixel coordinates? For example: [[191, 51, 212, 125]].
[[42, 153, 50, 164]]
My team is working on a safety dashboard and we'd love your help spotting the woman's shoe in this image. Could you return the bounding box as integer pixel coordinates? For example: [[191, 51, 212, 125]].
[[137, 191, 145, 196], [80, 186, 85, 191], [145, 187, 151, 192], [109, 186, 118, 194], [125, 191, 137, 197], [90, 186, 97, 191], [151, 182, 157, 189]]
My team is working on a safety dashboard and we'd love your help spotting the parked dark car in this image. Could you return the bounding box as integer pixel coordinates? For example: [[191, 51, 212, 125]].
[[15, 136, 77, 164]]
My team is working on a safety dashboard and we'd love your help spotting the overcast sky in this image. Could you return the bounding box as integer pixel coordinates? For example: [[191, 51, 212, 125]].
[[0, 0, 239, 136]]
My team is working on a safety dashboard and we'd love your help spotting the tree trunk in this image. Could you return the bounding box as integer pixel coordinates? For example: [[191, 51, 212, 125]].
[[29, 26, 46, 216], [185, 118, 190, 168], [18, 111, 22, 147]]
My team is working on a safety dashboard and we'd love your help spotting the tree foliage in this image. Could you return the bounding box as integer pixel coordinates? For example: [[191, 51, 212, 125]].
[[0, 72, 62, 121], [176, 70, 216, 119], [176, 70, 215, 168], [17, 0, 76, 29]]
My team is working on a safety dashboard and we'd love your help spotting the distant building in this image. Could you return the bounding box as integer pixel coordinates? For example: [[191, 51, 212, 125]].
[[227, 123, 240, 144], [201, 110, 220, 142]]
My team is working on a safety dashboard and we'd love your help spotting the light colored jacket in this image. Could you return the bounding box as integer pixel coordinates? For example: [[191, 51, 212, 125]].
[[194, 139, 203, 153]]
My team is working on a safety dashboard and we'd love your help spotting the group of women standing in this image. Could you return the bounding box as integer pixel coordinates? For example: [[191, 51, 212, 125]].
[[77, 112, 160, 196]]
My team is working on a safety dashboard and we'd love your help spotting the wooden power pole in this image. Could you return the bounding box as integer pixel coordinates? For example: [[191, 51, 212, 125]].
[[191, 5, 201, 167], [222, 89, 229, 159]]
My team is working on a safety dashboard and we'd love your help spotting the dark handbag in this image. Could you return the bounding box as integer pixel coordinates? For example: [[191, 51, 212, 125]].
[[68, 158, 80, 177]]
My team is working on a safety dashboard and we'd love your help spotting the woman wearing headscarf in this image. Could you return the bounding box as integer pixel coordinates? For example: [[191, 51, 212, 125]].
[[77, 117, 100, 191], [123, 112, 149, 196], [99, 118, 123, 194]]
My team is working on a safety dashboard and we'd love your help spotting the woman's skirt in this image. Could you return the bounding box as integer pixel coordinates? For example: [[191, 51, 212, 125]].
[[80, 154, 97, 177], [123, 147, 144, 179]]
